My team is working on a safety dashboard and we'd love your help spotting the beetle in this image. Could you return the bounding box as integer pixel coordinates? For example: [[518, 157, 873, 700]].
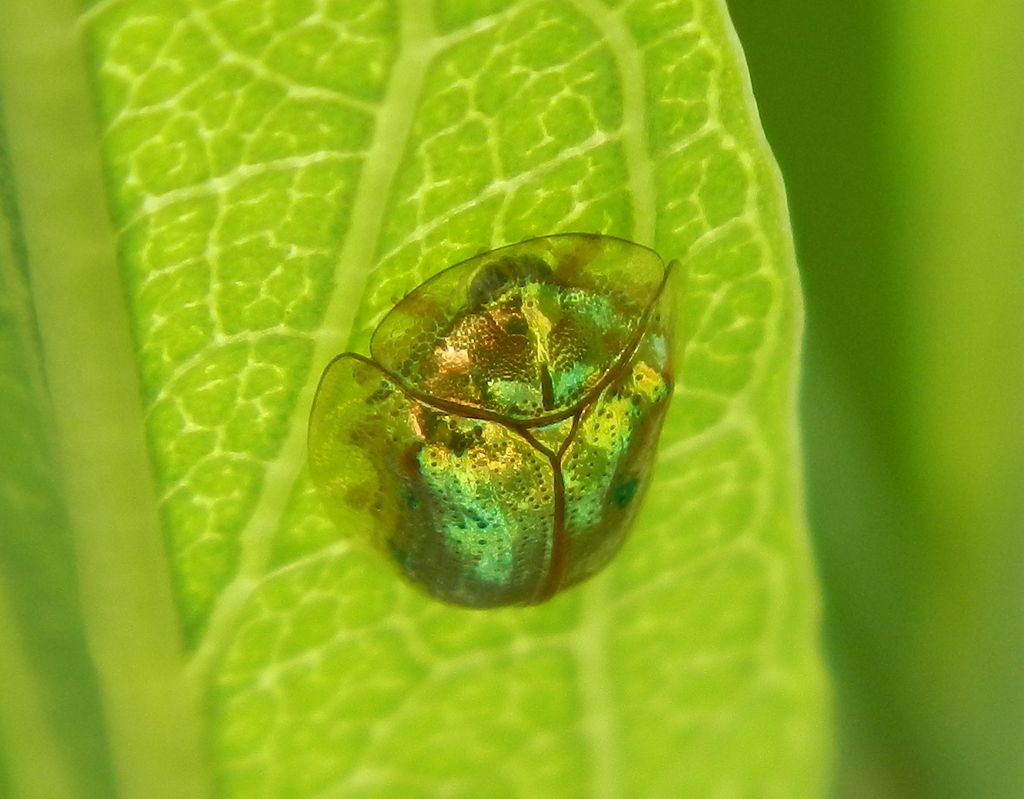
[[308, 233, 674, 608]]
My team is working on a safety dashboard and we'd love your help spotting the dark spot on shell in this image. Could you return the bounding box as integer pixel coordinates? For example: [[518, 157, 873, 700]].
[[505, 317, 529, 336], [612, 477, 640, 509], [468, 255, 552, 310]]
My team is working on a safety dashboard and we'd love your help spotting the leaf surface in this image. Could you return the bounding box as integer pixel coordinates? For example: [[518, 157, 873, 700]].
[[0, 0, 830, 797]]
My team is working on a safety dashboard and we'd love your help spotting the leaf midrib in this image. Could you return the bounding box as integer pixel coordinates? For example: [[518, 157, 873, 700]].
[[183, 0, 439, 696]]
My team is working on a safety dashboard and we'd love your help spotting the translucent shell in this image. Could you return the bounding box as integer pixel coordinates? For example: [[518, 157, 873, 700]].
[[308, 234, 674, 608]]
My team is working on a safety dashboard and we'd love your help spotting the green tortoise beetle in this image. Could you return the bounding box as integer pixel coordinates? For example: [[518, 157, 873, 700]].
[[308, 233, 675, 608]]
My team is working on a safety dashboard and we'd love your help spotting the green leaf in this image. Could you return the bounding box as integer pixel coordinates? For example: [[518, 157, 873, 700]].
[[0, 0, 830, 797], [0, 100, 119, 799]]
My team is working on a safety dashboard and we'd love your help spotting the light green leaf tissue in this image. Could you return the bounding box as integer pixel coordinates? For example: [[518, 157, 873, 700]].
[[0, 1, 830, 797]]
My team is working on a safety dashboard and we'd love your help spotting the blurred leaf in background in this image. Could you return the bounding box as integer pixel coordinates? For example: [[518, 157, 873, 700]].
[[729, 0, 1024, 797], [0, 96, 119, 799], [0, 0, 830, 797]]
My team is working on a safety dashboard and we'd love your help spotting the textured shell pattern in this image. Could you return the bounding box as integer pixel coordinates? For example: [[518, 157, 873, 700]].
[[308, 234, 674, 608]]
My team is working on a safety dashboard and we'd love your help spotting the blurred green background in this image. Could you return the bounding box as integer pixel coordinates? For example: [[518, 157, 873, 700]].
[[727, 0, 1024, 797]]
